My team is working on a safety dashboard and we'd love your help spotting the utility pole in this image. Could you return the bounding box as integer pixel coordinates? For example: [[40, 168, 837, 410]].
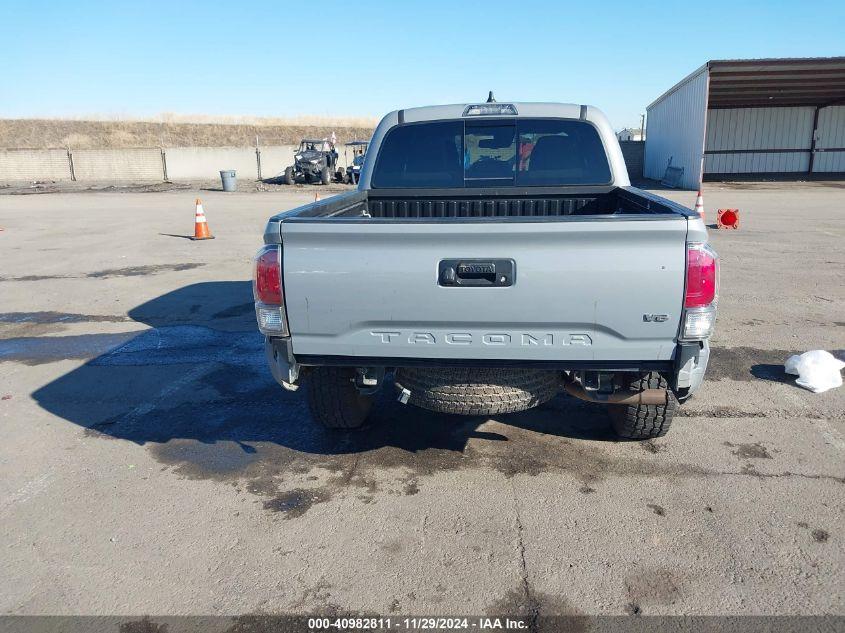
[[640, 113, 646, 141], [255, 135, 262, 181]]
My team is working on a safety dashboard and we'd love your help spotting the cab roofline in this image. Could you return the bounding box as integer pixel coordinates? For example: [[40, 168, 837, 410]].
[[390, 102, 594, 124]]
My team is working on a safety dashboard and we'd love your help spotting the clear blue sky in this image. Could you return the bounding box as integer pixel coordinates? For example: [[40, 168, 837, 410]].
[[2, 0, 844, 129]]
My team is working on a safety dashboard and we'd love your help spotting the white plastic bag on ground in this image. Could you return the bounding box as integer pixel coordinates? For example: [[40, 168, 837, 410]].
[[784, 350, 845, 393]]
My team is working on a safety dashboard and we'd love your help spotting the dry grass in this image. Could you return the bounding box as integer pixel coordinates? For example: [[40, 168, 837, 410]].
[[0, 116, 377, 149], [154, 113, 379, 128]]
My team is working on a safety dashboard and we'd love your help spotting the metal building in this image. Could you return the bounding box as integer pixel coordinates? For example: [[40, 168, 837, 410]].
[[644, 57, 845, 189]]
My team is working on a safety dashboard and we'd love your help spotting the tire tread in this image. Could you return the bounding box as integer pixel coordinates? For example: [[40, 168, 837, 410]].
[[394, 368, 559, 416], [609, 372, 677, 439], [307, 367, 372, 429]]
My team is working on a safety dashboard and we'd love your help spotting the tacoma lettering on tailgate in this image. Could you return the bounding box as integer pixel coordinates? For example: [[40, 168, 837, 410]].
[[370, 331, 592, 346]]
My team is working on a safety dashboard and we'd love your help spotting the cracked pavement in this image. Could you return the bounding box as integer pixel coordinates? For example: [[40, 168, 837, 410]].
[[0, 182, 843, 616]]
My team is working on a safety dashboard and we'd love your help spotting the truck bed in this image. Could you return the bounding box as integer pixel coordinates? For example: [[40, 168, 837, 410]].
[[268, 186, 694, 226], [267, 186, 695, 367]]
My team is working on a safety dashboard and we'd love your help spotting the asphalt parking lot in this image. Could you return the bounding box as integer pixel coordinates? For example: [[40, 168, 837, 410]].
[[0, 181, 843, 617]]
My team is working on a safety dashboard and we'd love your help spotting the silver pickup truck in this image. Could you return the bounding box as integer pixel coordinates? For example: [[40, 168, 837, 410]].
[[254, 100, 718, 439]]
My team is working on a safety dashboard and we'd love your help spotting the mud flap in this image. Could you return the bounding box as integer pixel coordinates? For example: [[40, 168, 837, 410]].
[[265, 337, 300, 391], [674, 341, 710, 399]]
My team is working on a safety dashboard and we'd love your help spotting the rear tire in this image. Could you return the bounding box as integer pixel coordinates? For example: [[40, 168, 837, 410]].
[[307, 367, 373, 430], [394, 368, 559, 416], [284, 166, 295, 185], [608, 372, 677, 439]]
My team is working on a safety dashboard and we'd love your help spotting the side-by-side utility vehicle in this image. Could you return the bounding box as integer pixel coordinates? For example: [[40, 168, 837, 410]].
[[254, 99, 718, 439], [284, 139, 339, 185], [344, 140, 369, 184]]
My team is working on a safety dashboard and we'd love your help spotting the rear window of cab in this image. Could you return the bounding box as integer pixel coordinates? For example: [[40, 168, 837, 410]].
[[371, 118, 612, 188]]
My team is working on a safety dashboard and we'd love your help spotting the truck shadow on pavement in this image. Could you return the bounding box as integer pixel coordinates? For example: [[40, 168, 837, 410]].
[[26, 281, 645, 508]]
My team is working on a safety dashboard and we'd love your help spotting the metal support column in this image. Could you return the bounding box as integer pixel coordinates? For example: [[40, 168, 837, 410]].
[[255, 135, 261, 180], [808, 106, 821, 174], [67, 148, 75, 181], [160, 148, 169, 182]]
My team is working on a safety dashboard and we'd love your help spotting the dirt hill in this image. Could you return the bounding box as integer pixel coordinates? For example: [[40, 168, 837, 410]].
[[0, 118, 377, 149]]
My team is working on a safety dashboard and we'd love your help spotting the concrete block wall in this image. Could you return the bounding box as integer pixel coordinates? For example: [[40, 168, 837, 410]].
[[619, 141, 644, 181], [0, 149, 72, 181], [72, 148, 163, 181], [165, 147, 260, 181], [258, 146, 297, 179], [0, 144, 360, 184]]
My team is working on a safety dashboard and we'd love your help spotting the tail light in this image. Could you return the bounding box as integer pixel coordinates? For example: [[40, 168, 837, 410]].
[[253, 245, 288, 336], [681, 243, 719, 340], [685, 243, 719, 308]]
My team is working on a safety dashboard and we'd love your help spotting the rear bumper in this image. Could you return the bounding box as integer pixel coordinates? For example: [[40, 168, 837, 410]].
[[295, 352, 670, 372], [265, 337, 710, 397]]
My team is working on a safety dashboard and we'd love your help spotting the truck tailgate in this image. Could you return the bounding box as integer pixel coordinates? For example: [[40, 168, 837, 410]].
[[281, 219, 687, 363]]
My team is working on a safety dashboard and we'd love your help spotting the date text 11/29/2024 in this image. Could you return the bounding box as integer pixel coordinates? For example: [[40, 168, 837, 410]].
[[308, 616, 530, 630]]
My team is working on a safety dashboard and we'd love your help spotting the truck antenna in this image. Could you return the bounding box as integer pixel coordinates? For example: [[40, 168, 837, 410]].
[[486, 91, 496, 103]]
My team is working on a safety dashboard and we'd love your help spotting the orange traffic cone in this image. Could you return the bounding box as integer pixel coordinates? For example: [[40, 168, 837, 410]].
[[693, 190, 705, 222], [315, 192, 321, 202], [191, 198, 214, 240], [717, 208, 740, 230]]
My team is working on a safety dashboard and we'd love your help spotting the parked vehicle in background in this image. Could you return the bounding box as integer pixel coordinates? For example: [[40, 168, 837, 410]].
[[344, 140, 369, 184], [256, 99, 718, 440], [284, 139, 339, 185]]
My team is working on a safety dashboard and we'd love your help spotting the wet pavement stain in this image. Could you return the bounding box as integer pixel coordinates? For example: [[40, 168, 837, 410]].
[[724, 441, 773, 459], [486, 586, 585, 631], [87, 264, 205, 279], [677, 406, 768, 419], [402, 477, 420, 495], [641, 440, 666, 454], [646, 503, 666, 516], [0, 311, 131, 324], [0, 331, 141, 364], [0, 263, 205, 282], [99, 372, 735, 517], [811, 529, 829, 543], [28, 320, 845, 518], [74, 364, 845, 516], [708, 346, 795, 382], [154, 439, 262, 477], [798, 523, 830, 543], [119, 613, 378, 633], [118, 617, 168, 633], [0, 325, 262, 365], [623, 567, 682, 610], [262, 488, 331, 518]]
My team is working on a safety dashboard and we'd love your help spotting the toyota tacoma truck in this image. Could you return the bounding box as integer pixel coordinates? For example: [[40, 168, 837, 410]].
[[253, 100, 718, 439]]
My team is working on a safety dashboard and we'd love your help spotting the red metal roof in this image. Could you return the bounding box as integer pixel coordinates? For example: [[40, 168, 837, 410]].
[[707, 57, 845, 108]]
